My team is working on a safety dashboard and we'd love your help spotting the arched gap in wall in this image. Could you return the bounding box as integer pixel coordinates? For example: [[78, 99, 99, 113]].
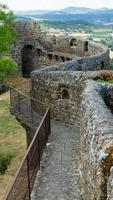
[[70, 39, 77, 47], [37, 48, 42, 56], [22, 44, 35, 78], [47, 54, 52, 60], [60, 56, 65, 62], [62, 88, 70, 99], [101, 61, 105, 69], [53, 35, 57, 45], [55, 55, 59, 61], [66, 58, 71, 61], [84, 41, 89, 52]]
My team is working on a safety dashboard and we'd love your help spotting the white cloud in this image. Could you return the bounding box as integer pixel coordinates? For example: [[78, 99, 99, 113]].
[[0, 0, 113, 11]]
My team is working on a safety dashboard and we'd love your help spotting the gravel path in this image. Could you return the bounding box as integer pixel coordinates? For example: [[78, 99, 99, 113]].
[[32, 120, 82, 200]]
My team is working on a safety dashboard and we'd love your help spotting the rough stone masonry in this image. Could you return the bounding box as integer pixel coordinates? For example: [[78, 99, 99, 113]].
[[11, 20, 113, 200]]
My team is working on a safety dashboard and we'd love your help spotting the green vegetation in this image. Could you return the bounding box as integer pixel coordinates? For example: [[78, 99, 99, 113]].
[[41, 20, 113, 53], [97, 79, 113, 84], [0, 93, 26, 199], [0, 56, 17, 82], [90, 28, 112, 41], [0, 3, 17, 83], [0, 3, 16, 52], [0, 153, 13, 175], [108, 60, 113, 70], [41, 20, 95, 31]]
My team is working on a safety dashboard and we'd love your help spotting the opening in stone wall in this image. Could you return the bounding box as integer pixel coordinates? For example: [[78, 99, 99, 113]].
[[55, 55, 59, 61], [101, 61, 105, 69], [62, 88, 70, 99], [22, 45, 35, 78], [84, 41, 89, 52], [47, 54, 53, 60], [37, 48, 42, 56], [70, 39, 77, 47], [60, 56, 65, 62], [66, 58, 71, 61], [53, 35, 57, 45]]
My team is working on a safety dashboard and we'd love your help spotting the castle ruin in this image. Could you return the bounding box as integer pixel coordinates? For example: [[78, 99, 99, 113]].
[[9, 20, 113, 200]]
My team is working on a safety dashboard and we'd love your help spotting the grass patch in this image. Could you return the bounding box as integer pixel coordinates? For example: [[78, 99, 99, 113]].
[[0, 153, 13, 175], [97, 79, 113, 84], [90, 28, 112, 42], [108, 60, 113, 70], [0, 92, 26, 199]]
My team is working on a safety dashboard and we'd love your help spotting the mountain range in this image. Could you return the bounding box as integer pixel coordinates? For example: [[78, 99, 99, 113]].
[[15, 6, 113, 25]]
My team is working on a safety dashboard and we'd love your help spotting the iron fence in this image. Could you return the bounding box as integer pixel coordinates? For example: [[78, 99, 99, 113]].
[[10, 87, 48, 127], [4, 107, 51, 200], [4, 87, 51, 200]]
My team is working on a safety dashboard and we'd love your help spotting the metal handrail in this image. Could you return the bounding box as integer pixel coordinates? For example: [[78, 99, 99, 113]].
[[10, 86, 48, 107], [4, 106, 51, 200]]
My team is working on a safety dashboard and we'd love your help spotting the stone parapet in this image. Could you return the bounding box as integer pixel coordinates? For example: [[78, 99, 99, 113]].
[[80, 80, 113, 200]]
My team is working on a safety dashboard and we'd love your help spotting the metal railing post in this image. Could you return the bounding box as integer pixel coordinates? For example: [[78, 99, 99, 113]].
[[18, 92, 20, 115], [31, 98, 33, 125], [10, 88, 12, 108], [27, 157, 31, 200], [38, 133, 40, 170], [5, 86, 52, 200], [49, 108, 51, 135]]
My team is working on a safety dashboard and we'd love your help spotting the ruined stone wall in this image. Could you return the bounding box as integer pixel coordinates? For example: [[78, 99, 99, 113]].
[[51, 38, 109, 70], [11, 21, 53, 73], [80, 80, 113, 200], [31, 70, 98, 125], [54, 37, 107, 57], [12, 21, 109, 75], [14, 20, 41, 36], [37, 55, 60, 67]]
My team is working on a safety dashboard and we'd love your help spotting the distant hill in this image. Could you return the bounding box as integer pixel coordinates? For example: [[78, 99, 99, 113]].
[[14, 6, 113, 25], [14, 10, 50, 16], [61, 6, 93, 14], [61, 6, 113, 15]]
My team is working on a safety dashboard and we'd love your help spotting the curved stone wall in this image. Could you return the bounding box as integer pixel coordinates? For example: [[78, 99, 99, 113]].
[[11, 20, 110, 76], [31, 69, 103, 124], [54, 37, 105, 56]]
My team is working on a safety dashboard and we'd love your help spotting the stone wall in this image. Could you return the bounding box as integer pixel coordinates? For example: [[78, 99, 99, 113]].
[[11, 21, 109, 76], [31, 70, 99, 125], [54, 38, 110, 70], [54, 37, 107, 57], [80, 80, 113, 200], [11, 21, 53, 73]]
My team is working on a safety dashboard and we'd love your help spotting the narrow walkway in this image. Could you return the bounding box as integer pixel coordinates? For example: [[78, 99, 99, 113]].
[[32, 120, 82, 200]]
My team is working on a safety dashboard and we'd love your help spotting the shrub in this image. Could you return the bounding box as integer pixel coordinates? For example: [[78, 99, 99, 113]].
[[0, 152, 13, 175], [0, 56, 17, 82], [0, 3, 17, 53], [108, 60, 113, 70]]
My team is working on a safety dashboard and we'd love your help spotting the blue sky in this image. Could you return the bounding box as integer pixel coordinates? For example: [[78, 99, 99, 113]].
[[1, 0, 113, 11]]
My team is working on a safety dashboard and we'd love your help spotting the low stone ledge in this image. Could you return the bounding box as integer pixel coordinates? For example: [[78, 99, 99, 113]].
[[80, 80, 113, 200]]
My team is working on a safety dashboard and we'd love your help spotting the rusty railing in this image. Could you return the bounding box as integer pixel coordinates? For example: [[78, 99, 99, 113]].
[[4, 88, 51, 200]]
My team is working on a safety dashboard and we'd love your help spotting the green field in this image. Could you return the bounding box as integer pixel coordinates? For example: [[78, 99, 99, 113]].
[[90, 28, 112, 41]]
